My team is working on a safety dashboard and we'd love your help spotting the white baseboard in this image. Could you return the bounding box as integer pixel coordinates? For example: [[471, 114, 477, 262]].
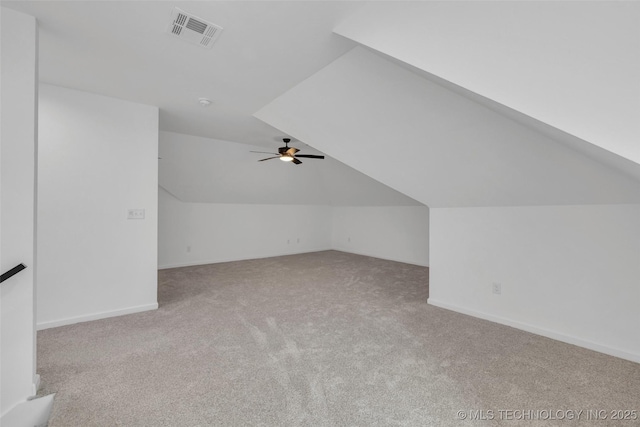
[[33, 374, 41, 394], [331, 246, 429, 267], [0, 393, 54, 427], [37, 303, 158, 330], [158, 247, 333, 270], [427, 298, 640, 364], [159, 247, 428, 270]]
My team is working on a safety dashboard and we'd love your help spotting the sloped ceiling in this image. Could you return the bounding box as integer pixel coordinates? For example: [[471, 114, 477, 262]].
[[255, 2, 640, 208], [159, 131, 422, 206], [333, 1, 640, 165], [255, 47, 640, 208], [4, 1, 638, 208]]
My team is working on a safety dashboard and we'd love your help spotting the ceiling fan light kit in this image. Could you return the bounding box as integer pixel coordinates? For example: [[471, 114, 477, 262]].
[[251, 138, 324, 165]]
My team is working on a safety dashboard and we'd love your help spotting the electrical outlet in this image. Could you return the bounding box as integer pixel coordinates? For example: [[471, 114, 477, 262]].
[[287, 239, 290, 244], [348, 237, 351, 243], [187, 246, 191, 253], [492, 282, 502, 295], [296, 238, 300, 244]]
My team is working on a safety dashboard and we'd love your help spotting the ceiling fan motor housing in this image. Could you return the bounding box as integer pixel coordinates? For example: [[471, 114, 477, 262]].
[[278, 138, 291, 154]]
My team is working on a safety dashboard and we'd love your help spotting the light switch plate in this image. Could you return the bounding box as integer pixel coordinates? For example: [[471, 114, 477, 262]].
[[127, 209, 145, 219]]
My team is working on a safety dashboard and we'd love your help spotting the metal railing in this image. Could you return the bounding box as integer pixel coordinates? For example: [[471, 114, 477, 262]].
[[0, 263, 27, 284]]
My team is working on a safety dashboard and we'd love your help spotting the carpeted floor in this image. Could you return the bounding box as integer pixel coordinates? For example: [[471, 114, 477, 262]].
[[37, 251, 639, 426]]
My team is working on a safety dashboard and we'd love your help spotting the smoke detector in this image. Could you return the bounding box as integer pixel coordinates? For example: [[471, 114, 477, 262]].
[[167, 8, 223, 49]]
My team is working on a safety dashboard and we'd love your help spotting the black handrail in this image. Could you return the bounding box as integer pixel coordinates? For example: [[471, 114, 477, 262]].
[[1, 264, 26, 284]]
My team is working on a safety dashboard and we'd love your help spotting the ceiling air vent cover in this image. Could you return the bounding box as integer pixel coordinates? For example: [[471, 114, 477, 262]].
[[167, 7, 223, 49]]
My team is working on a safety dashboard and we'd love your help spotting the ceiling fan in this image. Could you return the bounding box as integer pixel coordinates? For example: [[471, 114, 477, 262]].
[[251, 138, 324, 165]]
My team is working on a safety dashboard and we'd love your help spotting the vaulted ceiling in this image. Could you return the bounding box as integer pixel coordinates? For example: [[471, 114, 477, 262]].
[[159, 131, 421, 206], [4, 1, 639, 208], [4, 1, 360, 147], [256, 46, 640, 207], [333, 1, 640, 165]]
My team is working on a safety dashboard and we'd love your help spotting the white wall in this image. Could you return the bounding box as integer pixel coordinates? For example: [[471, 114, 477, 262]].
[[158, 188, 332, 269], [332, 206, 429, 266], [0, 6, 38, 417], [37, 84, 159, 329], [429, 205, 640, 363], [159, 189, 429, 269]]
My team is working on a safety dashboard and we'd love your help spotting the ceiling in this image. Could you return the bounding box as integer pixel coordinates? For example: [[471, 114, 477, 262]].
[[256, 47, 640, 207], [5, 1, 638, 208], [159, 131, 423, 206], [332, 1, 640, 166], [3, 1, 361, 148]]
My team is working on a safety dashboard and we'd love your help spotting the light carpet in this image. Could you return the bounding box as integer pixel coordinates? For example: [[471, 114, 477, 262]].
[[37, 251, 640, 426]]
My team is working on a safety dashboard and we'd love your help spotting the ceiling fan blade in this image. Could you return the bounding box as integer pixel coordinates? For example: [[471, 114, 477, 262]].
[[295, 155, 325, 159], [292, 158, 302, 165], [258, 156, 280, 162], [251, 151, 279, 155], [286, 147, 299, 156]]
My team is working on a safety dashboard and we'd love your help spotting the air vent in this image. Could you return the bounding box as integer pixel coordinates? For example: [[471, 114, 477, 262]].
[[166, 8, 223, 49]]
